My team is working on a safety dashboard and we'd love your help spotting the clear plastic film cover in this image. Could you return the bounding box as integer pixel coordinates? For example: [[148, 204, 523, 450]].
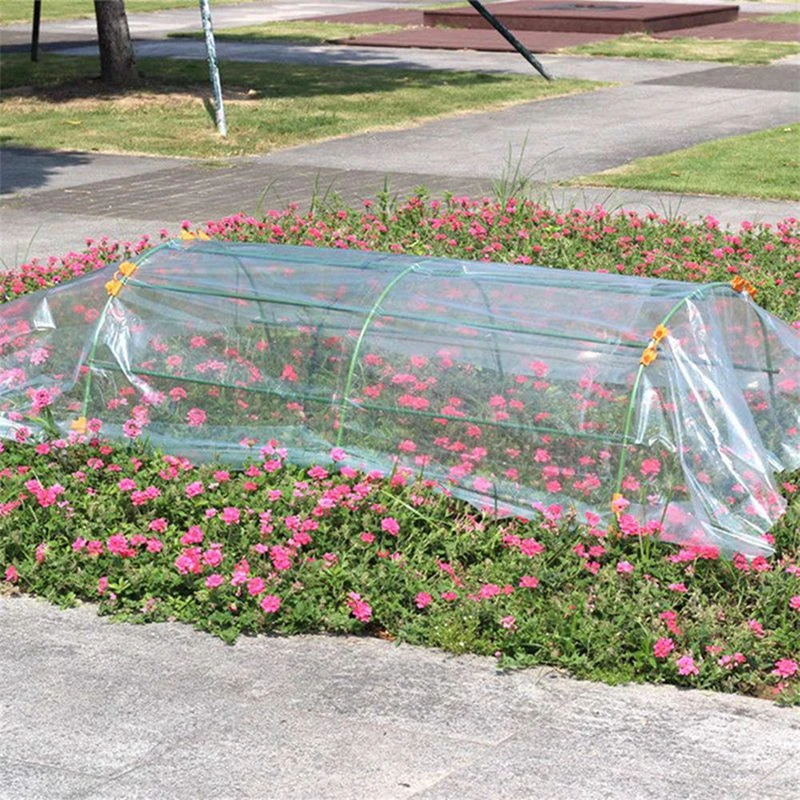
[[1, 240, 798, 557]]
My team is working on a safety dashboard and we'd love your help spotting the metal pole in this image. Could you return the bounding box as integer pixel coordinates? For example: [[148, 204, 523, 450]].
[[199, 0, 227, 137], [31, 0, 42, 62], [467, 0, 553, 81]]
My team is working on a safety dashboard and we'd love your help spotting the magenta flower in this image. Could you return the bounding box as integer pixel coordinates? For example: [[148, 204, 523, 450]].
[[185, 481, 204, 498], [381, 517, 400, 536], [186, 407, 206, 427], [676, 654, 699, 676], [789, 596, 800, 612], [500, 615, 517, 631], [640, 458, 661, 477], [97, 576, 109, 595], [247, 576, 266, 596], [205, 574, 224, 589], [415, 592, 433, 609], [616, 561, 634, 575], [653, 638, 674, 659], [220, 507, 241, 525], [260, 595, 282, 614], [346, 592, 373, 622], [519, 575, 539, 589], [4, 565, 19, 583], [772, 659, 798, 678]]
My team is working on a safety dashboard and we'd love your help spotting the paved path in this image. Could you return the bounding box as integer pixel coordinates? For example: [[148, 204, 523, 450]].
[[1, 6, 800, 797], [1, 3, 799, 267], [2, 596, 799, 800]]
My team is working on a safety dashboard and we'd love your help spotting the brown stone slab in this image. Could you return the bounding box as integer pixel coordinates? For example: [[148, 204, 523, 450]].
[[655, 19, 800, 42], [424, 1, 739, 35], [297, 10, 424, 26], [333, 27, 618, 53]]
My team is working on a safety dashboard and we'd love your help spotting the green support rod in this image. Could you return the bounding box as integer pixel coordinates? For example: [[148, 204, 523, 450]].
[[199, 0, 227, 137]]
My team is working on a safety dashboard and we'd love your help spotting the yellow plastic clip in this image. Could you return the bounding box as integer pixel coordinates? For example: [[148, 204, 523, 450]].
[[640, 344, 658, 367], [70, 416, 88, 434], [730, 276, 757, 298], [105, 278, 123, 297], [180, 228, 211, 241], [118, 261, 138, 278]]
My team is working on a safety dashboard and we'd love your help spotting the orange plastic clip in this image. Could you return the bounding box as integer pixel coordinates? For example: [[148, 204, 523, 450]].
[[651, 324, 669, 344], [640, 345, 658, 366], [730, 276, 757, 298]]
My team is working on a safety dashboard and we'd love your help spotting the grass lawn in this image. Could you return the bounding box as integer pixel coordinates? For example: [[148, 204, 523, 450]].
[[169, 21, 411, 46], [562, 34, 800, 65], [0, 53, 601, 159], [756, 11, 800, 24], [0, 0, 263, 25], [571, 124, 800, 201]]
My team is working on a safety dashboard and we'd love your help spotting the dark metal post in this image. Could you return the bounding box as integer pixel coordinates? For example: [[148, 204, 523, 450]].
[[31, 0, 42, 62], [467, 0, 553, 81]]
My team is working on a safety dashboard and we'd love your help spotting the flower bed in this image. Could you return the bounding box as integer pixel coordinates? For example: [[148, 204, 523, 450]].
[[1, 197, 798, 702]]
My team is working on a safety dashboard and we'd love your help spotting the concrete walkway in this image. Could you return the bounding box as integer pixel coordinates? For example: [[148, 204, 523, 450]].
[[1, 6, 800, 798], [2, 595, 799, 800]]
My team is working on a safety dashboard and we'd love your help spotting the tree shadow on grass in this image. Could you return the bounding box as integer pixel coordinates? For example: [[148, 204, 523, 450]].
[[0, 50, 526, 105]]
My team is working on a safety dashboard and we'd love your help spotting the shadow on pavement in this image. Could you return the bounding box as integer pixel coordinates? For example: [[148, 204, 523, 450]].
[[0, 147, 93, 195]]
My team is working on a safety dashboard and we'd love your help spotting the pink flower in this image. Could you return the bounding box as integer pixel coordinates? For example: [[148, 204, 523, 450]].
[[247, 576, 266, 596], [220, 507, 241, 525], [772, 659, 798, 678], [180, 525, 204, 545], [35, 542, 47, 563], [519, 538, 545, 557], [653, 637, 674, 659], [185, 481, 204, 498], [472, 476, 492, 493], [148, 518, 168, 533], [117, 478, 136, 492], [747, 619, 766, 638], [97, 576, 109, 595], [500, 615, 517, 630], [281, 364, 298, 382], [676, 654, 699, 676], [616, 561, 634, 575], [346, 591, 373, 622], [186, 407, 206, 427], [329, 447, 346, 462], [415, 592, 433, 609], [519, 575, 539, 589], [205, 573, 224, 589], [659, 610, 682, 636], [640, 458, 661, 477], [260, 595, 282, 613], [789, 596, 800, 612], [4, 565, 19, 583], [381, 517, 400, 536], [668, 582, 688, 593]]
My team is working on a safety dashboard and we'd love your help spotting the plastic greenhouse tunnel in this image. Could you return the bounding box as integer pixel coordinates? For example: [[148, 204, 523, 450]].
[[1, 240, 798, 558]]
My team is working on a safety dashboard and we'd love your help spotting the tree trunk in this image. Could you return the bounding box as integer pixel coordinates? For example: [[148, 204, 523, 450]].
[[94, 0, 138, 87]]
